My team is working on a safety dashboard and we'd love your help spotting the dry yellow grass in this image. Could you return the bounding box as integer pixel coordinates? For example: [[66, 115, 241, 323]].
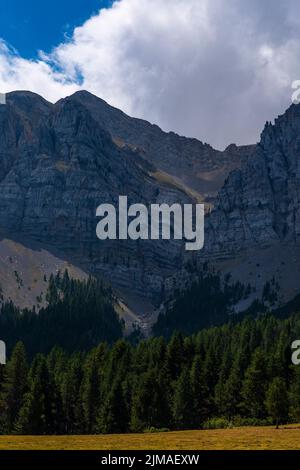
[[0, 425, 300, 450]]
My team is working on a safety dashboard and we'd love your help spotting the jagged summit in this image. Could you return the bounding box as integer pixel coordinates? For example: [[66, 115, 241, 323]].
[[1, 89, 253, 197], [205, 100, 300, 254]]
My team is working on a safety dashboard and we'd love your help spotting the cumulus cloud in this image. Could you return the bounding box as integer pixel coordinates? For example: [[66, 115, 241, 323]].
[[0, 0, 300, 149]]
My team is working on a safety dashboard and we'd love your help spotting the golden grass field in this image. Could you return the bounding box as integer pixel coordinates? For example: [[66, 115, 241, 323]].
[[0, 425, 300, 450]]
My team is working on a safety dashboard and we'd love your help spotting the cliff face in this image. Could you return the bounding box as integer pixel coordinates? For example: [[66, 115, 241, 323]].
[[204, 104, 300, 258], [71, 91, 254, 200], [0, 91, 193, 306], [1, 89, 300, 315], [159, 102, 300, 313]]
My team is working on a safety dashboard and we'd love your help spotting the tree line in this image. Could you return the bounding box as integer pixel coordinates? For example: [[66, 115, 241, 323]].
[[1, 312, 300, 434], [0, 271, 123, 357], [153, 267, 281, 337], [0, 267, 281, 358]]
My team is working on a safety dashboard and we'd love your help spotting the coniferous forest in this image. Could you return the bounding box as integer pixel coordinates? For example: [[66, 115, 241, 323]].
[[0, 272, 123, 357], [1, 312, 300, 434]]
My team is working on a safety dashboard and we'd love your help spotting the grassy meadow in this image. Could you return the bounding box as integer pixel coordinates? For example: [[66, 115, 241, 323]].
[[0, 425, 300, 450]]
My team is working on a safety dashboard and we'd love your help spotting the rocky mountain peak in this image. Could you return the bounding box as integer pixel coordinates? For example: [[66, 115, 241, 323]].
[[205, 102, 300, 258], [70, 90, 252, 199]]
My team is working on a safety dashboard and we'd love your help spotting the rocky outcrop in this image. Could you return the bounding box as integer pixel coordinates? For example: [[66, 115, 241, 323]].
[[204, 103, 300, 258]]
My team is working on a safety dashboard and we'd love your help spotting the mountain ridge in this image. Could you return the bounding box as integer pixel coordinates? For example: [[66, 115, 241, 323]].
[[70, 89, 256, 199], [1, 89, 300, 326]]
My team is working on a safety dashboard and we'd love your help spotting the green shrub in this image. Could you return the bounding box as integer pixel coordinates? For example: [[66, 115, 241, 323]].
[[202, 418, 230, 429]]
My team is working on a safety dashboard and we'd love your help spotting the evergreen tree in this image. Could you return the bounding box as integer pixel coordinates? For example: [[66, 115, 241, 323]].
[[172, 368, 194, 429], [190, 355, 210, 426], [1, 310, 300, 435], [81, 352, 101, 433], [215, 360, 242, 419], [98, 378, 128, 433], [130, 368, 170, 432], [16, 354, 62, 434], [265, 377, 289, 428], [165, 332, 185, 382], [61, 354, 84, 433], [241, 348, 268, 419], [0, 342, 28, 432], [0, 272, 123, 357]]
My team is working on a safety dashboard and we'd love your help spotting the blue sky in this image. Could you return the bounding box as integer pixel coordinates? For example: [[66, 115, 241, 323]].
[[0, 0, 298, 149], [0, 0, 111, 57]]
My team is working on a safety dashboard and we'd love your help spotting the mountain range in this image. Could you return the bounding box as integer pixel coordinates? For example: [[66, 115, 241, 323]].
[[0, 90, 299, 331]]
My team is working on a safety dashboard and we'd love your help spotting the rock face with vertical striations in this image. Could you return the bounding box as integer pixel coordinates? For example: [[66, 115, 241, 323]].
[[204, 103, 300, 259], [1, 89, 300, 318], [71, 90, 254, 201], [0, 91, 196, 308]]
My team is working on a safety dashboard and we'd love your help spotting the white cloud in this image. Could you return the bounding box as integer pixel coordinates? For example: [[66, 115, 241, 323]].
[[0, 40, 78, 99], [0, 0, 300, 149]]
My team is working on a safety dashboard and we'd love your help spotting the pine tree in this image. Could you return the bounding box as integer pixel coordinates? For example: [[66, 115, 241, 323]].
[[172, 367, 193, 430], [130, 368, 170, 432], [215, 360, 242, 420], [46, 274, 59, 304], [81, 352, 101, 433], [241, 348, 268, 419], [0, 342, 28, 432], [61, 354, 84, 433], [165, 332, 185, 381], [265, 377, 289, 428], [190, 355, 210, 427], [16, 354, 62, 434], [98, 378, 128, 433]]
